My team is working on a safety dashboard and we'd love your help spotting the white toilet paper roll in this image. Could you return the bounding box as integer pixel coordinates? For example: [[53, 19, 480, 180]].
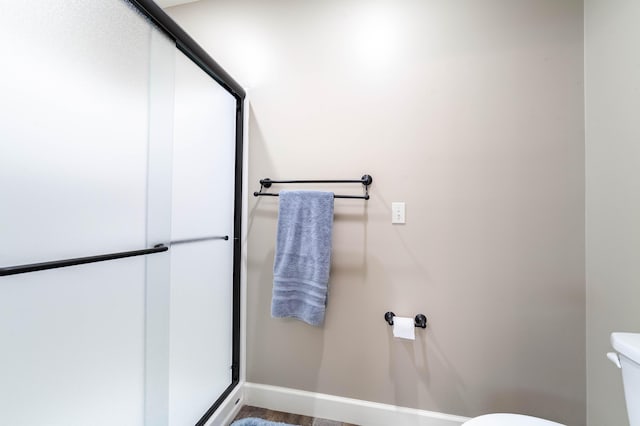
[[393, 316, 415, 340]]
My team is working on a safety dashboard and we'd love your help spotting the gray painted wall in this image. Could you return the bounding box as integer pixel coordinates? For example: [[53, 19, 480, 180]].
[[167, 1, 586, 424], [585, 0, 640, 425]]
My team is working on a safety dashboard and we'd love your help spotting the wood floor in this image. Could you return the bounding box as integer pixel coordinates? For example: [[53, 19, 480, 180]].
[[232, 405, 359, 426]]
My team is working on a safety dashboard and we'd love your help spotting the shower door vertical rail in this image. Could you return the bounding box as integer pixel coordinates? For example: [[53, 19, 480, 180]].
[[144, 27, 176, 426]]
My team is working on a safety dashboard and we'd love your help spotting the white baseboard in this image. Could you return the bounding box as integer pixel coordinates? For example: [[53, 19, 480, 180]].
[[204, 383, 245, 426], [243, 382, 470, 426]]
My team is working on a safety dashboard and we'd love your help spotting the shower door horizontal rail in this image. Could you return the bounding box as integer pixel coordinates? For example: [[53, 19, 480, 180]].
[[130, 0, 245, 101], [0, 245, 168, 277]]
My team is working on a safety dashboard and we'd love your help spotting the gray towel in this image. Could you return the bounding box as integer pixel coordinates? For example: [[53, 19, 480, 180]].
[[271, 190, 334, 326]]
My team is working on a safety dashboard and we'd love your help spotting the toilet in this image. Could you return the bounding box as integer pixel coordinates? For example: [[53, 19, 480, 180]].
[[463, 332, 640, 426], [463, 413, 562, 425], [608, 332, 640, 426]]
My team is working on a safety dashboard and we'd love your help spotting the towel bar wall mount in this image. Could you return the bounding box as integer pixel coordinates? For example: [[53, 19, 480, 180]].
[[254, 174, 373, 200]]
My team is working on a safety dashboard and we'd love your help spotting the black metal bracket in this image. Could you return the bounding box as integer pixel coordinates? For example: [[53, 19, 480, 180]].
[[254, 174, 373, 200], [384, 311, 428, 329], [415, 314, 427, 329], [384, 311, 396, 326]]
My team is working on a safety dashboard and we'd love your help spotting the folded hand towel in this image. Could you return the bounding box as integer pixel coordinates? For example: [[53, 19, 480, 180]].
[[271, 190, 334, 326]]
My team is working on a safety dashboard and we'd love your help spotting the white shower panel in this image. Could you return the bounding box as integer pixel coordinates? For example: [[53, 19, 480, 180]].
[[168, 50, 237, 426], [0, 258, 147, 426], [171, 50, 237, 240], [169, 242, 234, 426], [0, 1, 175, 425], [0, 0, 152, 267]]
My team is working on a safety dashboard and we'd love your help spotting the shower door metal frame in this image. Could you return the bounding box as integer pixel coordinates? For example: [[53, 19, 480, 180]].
[[129, 1, 245, 424]]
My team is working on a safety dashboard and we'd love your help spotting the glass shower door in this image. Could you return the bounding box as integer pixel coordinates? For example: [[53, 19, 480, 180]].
[[168, 50, 238, 426], [0, 1, 175, 425], [0, 2, 243, 425]]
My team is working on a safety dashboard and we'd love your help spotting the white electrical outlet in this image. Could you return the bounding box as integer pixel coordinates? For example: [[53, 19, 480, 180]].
[[391, 202, 405, 224]]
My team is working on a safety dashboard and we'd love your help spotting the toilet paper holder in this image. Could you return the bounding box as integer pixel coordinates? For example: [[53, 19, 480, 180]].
[[384, 311, 427, 329]]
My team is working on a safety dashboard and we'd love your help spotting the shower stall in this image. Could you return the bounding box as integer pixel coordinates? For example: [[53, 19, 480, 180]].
[[0, 1, 244, 425]]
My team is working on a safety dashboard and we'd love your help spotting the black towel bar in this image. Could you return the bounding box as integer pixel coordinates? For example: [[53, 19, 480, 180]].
[[254, 174, 372, 200]]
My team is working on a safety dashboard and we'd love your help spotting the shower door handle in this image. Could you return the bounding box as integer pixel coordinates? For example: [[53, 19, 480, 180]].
[[169, 235, 229, 245], [0, 244, 168, 277]]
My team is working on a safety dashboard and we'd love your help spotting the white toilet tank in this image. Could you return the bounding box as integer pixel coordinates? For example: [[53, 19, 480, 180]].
[[611, 332, 640, 426]]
